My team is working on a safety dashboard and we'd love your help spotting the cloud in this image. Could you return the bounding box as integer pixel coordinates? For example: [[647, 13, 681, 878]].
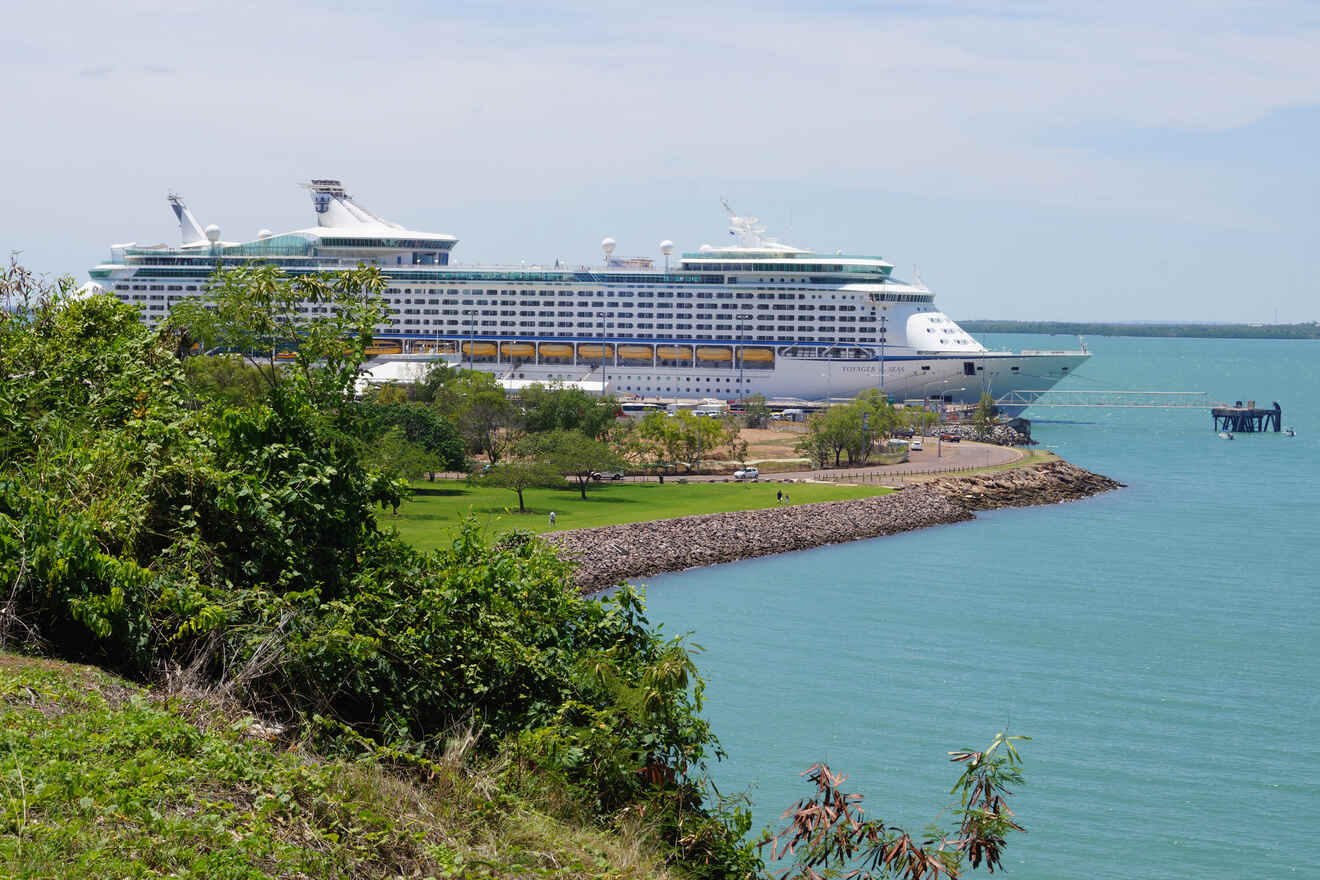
[[3, 0, 1319, 319]]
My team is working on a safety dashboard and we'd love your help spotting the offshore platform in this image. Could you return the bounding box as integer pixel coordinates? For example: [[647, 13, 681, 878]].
[[1211, 400, 1283, 434]]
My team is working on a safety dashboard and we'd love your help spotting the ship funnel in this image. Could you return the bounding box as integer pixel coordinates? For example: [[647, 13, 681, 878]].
[[168, 192, 209, 245]]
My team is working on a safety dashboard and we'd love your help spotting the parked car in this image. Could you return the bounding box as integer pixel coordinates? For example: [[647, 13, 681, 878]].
[[939, 433, 961, 443], [909, 438, 924, 451], [590, 470, 625, 481], [733, 466, 760, 481]]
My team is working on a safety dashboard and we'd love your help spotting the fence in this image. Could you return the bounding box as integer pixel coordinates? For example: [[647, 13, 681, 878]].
[[809, 462, 996, 484]]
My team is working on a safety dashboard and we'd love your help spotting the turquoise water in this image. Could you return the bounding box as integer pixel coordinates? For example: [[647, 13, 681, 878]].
[[641, 334, 1319, 879]]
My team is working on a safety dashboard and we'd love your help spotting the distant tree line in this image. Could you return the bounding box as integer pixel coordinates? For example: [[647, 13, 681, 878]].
[[961, 320, 1320, 340]]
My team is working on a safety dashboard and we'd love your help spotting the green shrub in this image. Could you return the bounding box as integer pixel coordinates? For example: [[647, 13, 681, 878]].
[[0, 269, 758, 874]]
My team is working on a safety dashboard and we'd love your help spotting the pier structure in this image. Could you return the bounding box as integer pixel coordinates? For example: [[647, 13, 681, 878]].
[[994, 390, 1211, 409], [1211, 401, 1282, 433]]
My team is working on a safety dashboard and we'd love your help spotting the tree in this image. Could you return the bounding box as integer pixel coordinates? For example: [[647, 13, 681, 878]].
[[365, 427, 441, 514], [764, 733, 1029, 879], [445, 372, 520, 463], [798, 408, 851, 468], [520, 381, 619, 439], [668, 411, 739, 473], [731, 436, 751, 470], [797, 392, 900, 468], [476, 456, 563, 512], [901, 406, 937, 434], [358, 400, 466, 474], [166, 262, 387, 414], [525, 429, 626, 499], [181, 354, 267, 408], [628, 411, 678, 482], [742, 393, 771, 429], [973, 393, 998, 441]]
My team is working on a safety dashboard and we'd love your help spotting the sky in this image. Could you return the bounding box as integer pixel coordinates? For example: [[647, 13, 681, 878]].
[[3, 0, 1318, 322]]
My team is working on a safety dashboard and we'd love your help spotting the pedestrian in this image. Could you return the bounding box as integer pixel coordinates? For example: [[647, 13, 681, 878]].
[[784, 492, 790, 504], [548, 511, 556, 527], [776, 489, 783, 503]]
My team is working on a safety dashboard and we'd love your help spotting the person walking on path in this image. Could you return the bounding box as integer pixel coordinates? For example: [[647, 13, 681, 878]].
[[548, 511, 556, 527]]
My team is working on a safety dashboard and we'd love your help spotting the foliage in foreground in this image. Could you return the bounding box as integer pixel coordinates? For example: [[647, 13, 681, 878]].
[[0, 652, 685, 880], [764, 734, 1028, 879], [0, 268, 754, 875]]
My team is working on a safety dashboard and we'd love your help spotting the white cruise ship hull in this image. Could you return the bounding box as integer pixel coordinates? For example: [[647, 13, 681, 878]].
[[89, 180, 1090, 416], [387, 345, 1086, 418]]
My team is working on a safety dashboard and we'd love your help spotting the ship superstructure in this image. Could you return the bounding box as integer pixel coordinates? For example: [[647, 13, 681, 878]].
[[87, 180, 1088, 411]]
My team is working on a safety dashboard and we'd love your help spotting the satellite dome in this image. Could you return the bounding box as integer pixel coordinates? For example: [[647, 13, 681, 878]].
[[205, 224, 221, 243], [257, 229, 273, 240], [699, 243, 714, 253], [601, 237, 616, 255], [660, 240, 675, 255]]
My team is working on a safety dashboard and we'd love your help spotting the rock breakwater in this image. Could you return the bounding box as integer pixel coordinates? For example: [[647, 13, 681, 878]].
[[547, 489, 973, 594], [546, 458, 1122, 593], [926, 459, 1124, 510]]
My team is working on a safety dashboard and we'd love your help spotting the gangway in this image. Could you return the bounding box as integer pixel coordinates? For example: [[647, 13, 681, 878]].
[[995, 390, 1213, 409]]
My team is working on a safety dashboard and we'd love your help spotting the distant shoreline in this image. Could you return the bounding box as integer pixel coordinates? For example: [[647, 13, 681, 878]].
[[548, 459, 1122, 593], [962, 320, 1319, 340]]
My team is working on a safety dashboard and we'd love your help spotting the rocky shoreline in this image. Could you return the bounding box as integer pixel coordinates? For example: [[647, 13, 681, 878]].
[[546, 459, 1123, 593]]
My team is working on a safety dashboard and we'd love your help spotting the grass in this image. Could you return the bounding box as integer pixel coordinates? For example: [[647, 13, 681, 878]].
[[0, 652, 681, 879], [383, 478, 893, 549]]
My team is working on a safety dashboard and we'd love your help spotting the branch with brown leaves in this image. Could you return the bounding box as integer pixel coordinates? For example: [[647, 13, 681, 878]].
[[761, 733, 1028, 879]]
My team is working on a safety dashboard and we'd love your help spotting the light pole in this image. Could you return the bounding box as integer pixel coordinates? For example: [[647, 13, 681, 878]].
[[599, 314, 608, 397], [917, 377, 966, 458], [462, 308, 477, 369], [878, 313, 887, 393], [736, 312, 753, 398]]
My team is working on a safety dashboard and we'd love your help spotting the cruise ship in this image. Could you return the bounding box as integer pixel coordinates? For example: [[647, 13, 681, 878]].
[[87, 180, 1087, 414]]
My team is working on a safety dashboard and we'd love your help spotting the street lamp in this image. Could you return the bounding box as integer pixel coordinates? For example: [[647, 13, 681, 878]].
[[878, 313, 887, 393], [917, 377, 966, 458], [462, 308, 477, 369], [736, 312, 753, 397]]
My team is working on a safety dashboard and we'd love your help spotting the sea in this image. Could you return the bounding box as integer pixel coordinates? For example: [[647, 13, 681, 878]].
[[640, 334, 1319, 879]]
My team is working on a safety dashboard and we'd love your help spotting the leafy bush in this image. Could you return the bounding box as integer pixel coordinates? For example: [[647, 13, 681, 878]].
[[0, 268, 756, 874]]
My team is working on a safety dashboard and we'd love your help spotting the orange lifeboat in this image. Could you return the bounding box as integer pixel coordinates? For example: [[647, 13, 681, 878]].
[[617, 345, 653, 361], [538, 343, 574, 358], [696, 346, 733, 362], [656, 345, 693, 362], [577, 343, 614, 358], [501, 342, 535, 358]]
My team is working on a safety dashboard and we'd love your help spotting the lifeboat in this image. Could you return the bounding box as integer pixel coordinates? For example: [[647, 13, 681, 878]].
[[538, 343, 574, 358], [656, 345, 693, 362], [617, 345, 653, 361], [696, 346, 733, 362], [461, 341, 497, 356], [577, 343, 614, 358], [501, 342, 535, 358], [276, 349, 297, 360], [365, 340, 403, 355], [740, 347, 774, 363]]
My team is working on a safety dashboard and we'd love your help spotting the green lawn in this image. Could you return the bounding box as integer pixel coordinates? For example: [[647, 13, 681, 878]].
[[382, 478, 893, 550]]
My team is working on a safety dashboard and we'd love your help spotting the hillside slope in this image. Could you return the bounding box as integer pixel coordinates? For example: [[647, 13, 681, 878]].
[[0, 652, 679, 880]]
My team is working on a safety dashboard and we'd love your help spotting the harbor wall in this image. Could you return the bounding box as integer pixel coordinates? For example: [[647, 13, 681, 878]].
[[546, 460, 1122, 593]]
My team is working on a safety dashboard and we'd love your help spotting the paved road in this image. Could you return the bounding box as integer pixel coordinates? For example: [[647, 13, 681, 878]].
[[636, 439, 1023, 484], [434, 439, 1024, 486]]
